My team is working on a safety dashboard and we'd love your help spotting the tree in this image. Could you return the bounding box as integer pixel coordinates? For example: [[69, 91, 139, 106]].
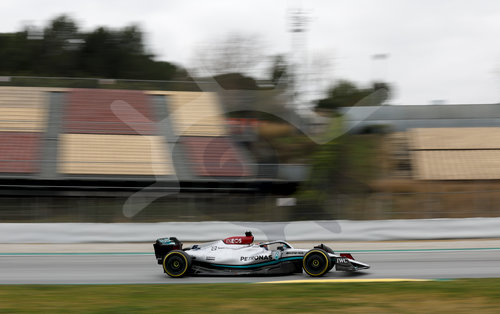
[[269, 54, 288, 85], [315, 80, 391, 110], [192, 33, 265, 77], [39, 15, 81, 75], [0, 15, 183, 81], [213, 73, 258, 90]]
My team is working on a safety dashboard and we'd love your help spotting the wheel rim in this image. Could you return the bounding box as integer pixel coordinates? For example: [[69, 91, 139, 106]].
[[165, 254, 187, 276], [304, 251, 329, 276]]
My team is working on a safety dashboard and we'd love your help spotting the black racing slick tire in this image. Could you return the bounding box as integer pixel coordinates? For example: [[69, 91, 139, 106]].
[[303, 249, 332, 277], [163, 250, 191, 278]]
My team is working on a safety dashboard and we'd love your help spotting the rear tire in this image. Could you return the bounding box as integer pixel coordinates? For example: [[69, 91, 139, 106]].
[[303, 249, 331, 277], [163, 250, 191, 277]]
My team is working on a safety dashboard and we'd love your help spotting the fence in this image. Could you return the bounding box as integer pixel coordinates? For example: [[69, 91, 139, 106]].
[[0, 189, 499, 223], [0, 76, 207, 91]]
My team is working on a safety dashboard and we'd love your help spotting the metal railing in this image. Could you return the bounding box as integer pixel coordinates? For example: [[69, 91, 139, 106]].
[[0, 189, 499, 223], [0, 76, 212, 91]]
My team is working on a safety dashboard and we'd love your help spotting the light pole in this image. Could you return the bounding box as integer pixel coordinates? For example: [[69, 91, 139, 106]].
[[371, 53, 389, 83], [288, 8, 310, 110]]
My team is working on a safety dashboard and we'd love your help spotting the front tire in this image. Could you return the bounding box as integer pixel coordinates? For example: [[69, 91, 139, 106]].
[[303, 249, 331, 277], [163, 250, 191, 277]]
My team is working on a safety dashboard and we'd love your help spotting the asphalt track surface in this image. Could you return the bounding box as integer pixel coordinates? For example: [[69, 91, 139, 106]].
[[1, 247, 499, 284]]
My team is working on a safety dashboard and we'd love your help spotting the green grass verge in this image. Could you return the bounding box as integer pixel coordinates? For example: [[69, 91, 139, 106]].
[[2, 279, 500, 313]]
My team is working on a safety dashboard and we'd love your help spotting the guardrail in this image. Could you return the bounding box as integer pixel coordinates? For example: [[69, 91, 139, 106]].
[[1, 217, 499, 243]]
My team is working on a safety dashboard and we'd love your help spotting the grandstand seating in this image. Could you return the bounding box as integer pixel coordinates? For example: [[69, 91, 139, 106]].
[[413, 150, 500, 180], [0, 87, 60, 174], [58, 134, 174, 175], [0, 86, 252, 179], [0, 132, 41, 173], [64, 89, 156, 135], [409, 127, 500, 150], [181, 136, 249, 177], [0, 87, 56, 132], [410, 127, 500, 180], [147, 91, 227, 136]]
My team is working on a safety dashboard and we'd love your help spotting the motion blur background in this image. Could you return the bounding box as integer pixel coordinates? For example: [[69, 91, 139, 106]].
[[1, 0, 500, 223]]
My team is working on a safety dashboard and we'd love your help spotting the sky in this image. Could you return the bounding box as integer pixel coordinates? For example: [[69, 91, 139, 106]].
[[1, 0, 499, 105]]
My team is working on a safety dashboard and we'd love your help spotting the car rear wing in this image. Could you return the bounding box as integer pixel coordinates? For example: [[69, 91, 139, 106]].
[[153, 237, 183, 264]]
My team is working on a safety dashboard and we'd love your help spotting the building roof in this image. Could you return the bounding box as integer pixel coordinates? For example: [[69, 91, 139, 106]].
[[341, 104, 500, 133]]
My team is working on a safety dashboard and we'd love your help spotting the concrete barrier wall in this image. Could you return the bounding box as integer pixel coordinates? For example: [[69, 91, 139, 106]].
[[1, 217, 500, 243]]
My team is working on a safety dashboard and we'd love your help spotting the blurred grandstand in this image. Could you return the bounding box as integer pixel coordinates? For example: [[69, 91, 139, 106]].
[[2, 77, 500, 222], [340, 106, 500, 219], [0, 80, 307, 222]]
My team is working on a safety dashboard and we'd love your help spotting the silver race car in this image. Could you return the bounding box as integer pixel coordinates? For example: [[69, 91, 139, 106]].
[[153, 232, 370, 277]]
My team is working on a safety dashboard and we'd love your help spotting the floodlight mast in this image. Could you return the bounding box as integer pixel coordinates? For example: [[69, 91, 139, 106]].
[[288, 8, 310, 110]]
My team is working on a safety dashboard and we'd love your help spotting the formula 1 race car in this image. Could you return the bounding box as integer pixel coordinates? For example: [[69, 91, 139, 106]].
[[153, 232, 370, 277]]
